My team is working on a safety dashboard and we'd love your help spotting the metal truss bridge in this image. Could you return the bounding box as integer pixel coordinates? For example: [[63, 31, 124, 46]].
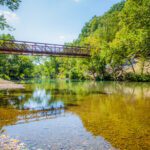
[[0, 40, 91, 57]]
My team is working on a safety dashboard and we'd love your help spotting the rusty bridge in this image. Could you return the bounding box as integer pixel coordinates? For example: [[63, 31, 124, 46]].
[[0, 40, 91, 57]]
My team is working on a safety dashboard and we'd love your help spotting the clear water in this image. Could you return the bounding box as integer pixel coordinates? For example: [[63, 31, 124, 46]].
[[0, 80, 149, 149]]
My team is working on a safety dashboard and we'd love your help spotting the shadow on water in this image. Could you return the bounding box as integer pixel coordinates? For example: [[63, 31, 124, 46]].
[[0, 80, 149, 149]]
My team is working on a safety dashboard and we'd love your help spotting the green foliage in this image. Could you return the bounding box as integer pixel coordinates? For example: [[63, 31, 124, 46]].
[[70, 0, 150, 81], [0, 34, 34, 80], [0, 0, 149, 82], [0, 0, 21, 31], [107, 0, 125, 14], [108, 0, 150, 77], [0, 0, 21, 11], [0, 54, 34, 80], [71, 0, 127, 80], [0, 15, 10, 30], [125, 73, 150, 82]]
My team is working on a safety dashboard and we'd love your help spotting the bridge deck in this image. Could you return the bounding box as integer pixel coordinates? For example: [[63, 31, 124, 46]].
[[0, 40, 90, 57]]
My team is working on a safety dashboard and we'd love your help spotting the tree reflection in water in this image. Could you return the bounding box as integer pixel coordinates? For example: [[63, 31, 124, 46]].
[[23, 88, 64, 110], [0, 81, 149, 149]]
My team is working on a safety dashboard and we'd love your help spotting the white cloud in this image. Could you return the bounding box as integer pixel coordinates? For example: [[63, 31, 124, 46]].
[[0, 11, 19, 23], [73, 0, 81, 3]]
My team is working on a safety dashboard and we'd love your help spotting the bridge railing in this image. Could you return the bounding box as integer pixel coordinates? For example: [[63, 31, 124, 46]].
[[0, 40, 90, 57]]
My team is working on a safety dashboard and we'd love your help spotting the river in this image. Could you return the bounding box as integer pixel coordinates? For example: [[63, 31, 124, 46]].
[[0, 80, 149, 150]]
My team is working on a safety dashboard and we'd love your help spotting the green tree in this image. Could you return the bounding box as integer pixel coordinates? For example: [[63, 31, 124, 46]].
[[0, 0, 21, 11], [0, 0, 21, 30], [110, 0, 150, 76]]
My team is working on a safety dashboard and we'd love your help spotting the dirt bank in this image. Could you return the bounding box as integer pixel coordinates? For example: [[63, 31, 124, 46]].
[[0, 79, 24, 90]]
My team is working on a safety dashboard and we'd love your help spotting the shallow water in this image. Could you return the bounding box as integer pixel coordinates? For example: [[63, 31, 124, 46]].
[[0, 80, 150, 150]]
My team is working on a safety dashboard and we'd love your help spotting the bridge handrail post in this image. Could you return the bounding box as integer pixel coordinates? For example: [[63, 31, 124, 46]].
[[45, 43, 47, 52], [33, 43, 37, 55]]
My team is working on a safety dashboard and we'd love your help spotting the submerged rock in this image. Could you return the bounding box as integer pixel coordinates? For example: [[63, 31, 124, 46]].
[[0, 134, 28, 150]]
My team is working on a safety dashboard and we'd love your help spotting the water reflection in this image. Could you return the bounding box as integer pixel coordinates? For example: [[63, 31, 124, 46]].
[[4, 114, 114, 150], [69, 94, 150, 149], [23, 88, 64, 110], [0, 80, 149, 149]]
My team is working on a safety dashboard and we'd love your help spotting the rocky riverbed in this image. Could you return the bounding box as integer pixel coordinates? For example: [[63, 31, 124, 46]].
[[0, 134, 27, 150]]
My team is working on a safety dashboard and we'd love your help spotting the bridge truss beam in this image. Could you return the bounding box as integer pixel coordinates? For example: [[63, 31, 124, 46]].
[[0, 40, 91, 57]]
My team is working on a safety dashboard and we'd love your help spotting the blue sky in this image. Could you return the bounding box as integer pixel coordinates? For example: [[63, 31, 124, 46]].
[[0, 0, 121, 44]]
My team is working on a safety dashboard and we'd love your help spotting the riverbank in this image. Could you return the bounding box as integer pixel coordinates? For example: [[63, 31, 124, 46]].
[[0, 79, 24, 90]]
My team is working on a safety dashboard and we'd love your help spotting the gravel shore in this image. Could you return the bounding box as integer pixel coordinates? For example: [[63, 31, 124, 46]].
[[0, 79, 24, 90]]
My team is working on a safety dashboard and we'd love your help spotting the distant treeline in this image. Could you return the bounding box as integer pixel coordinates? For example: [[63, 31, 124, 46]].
[[0, 0, 150, 81]]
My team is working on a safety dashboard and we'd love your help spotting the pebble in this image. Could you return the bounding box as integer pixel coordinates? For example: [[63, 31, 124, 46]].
[[0, 134, 28, 150]]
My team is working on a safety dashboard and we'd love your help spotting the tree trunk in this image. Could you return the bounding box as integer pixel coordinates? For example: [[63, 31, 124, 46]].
[[129, 60, 136, 74], [141, 60, 145, 75]]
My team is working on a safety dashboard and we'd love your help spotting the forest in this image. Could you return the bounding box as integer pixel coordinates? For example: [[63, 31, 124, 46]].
[[0, 0, 150, 81]]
